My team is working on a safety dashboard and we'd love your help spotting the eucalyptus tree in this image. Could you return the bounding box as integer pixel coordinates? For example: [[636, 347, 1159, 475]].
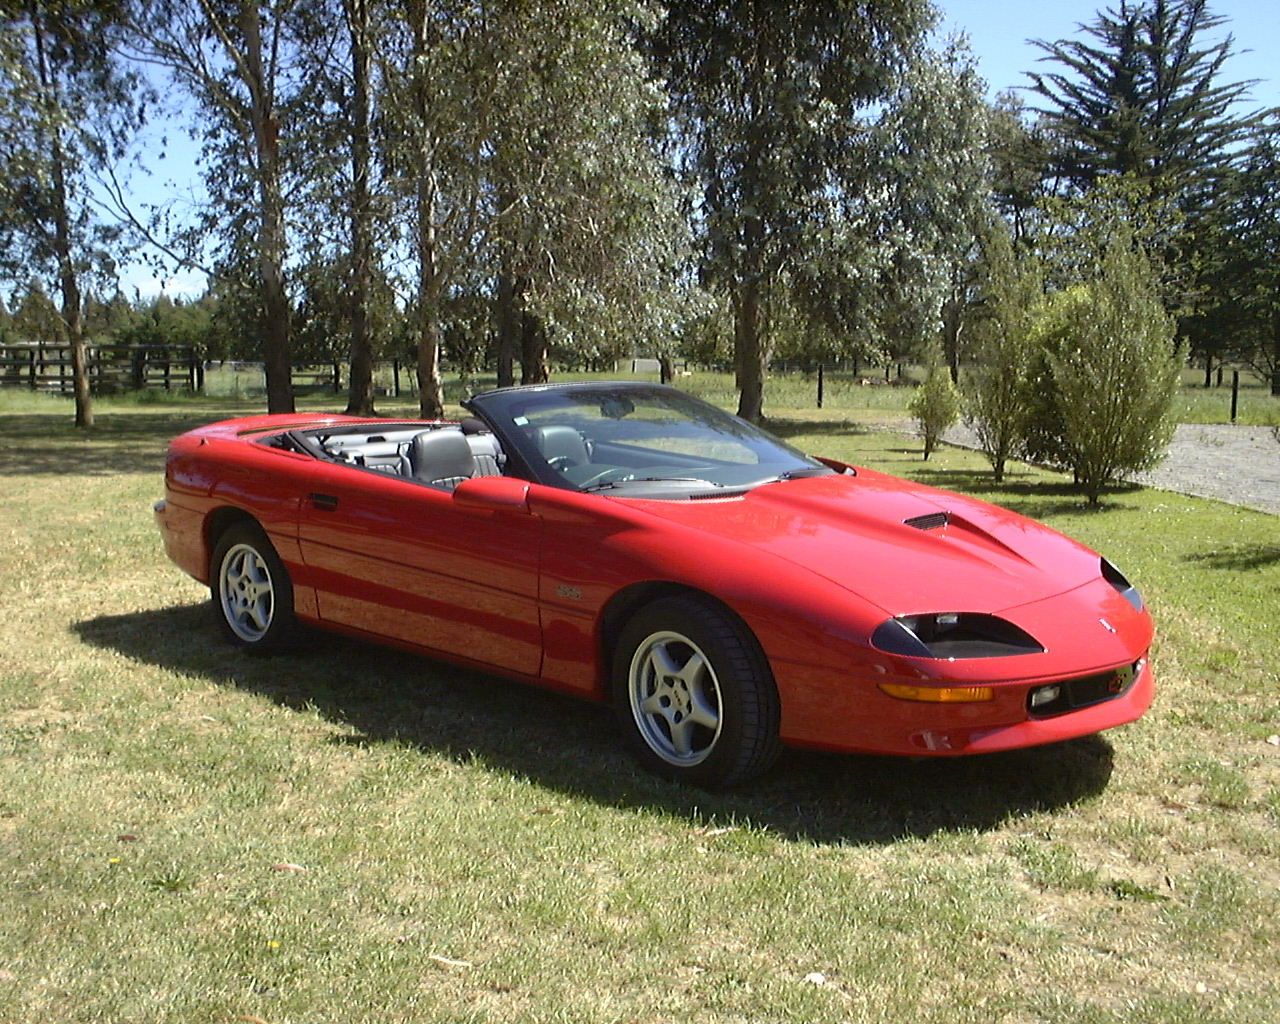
[[654, 0, 935, 422], [378, 0, 491, 415], [1, 1, 146, 427], [126, 1, 333, 414], [484, 0, 683, 387], [871, 38, 992, 382]]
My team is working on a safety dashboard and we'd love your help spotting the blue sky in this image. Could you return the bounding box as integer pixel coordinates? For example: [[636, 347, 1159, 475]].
[[936, 0, 1279, 106], [117, 0, 1279, 298]]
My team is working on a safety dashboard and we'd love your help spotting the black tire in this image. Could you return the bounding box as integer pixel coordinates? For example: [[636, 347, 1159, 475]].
[[611, 595, 781, 787], [209, 522, 296, 652]]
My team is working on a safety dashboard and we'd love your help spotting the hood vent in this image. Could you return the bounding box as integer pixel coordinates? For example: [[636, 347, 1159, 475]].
[[904, 511, 950, 532]]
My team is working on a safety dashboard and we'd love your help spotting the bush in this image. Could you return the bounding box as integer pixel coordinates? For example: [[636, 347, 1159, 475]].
[[964, 225, 1042, 481], [1044, 235, 1181, 503], [908, 352, 960, 459]]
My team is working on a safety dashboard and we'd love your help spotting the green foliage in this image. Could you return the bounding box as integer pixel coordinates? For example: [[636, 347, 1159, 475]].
[[1044, 234, 1182, 503], [654, 0, 941, 419], [964, 224, 1043, 481], [1195, 115, 1280, 394], [1027, 0, 1255, 198], [908, 349, 960, 460]]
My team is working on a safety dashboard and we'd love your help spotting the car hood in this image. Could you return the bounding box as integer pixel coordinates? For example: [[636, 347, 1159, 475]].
[[623, 470, 1101, 616]]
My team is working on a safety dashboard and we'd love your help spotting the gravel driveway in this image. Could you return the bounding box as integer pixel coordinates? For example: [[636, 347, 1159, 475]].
[[940, 422, 1280, 516]]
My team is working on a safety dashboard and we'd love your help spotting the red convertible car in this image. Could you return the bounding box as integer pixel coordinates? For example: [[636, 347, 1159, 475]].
[[155, 382, 1154, 786]]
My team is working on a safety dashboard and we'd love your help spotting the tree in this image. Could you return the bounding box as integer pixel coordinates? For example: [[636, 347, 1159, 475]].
[[485, 1, 683, 389], [126, 1, 332, 414], [655, 0, 935, 423], [1200, 116, 1280, 395], [1, 1, 145, 427], [1042, 233, 1181, 503], [1027, 0, 1255, 199], [1026, 0, 1261, 368], [872, 39, 993, 382], [964, 223, 1043, 482], [10, 279, 64, 342], [339, 0, 377, 414]]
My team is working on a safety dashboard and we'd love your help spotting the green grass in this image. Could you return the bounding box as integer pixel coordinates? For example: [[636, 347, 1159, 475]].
[[10, 360, 1276, 425], [1, 392, 1278, 1023]]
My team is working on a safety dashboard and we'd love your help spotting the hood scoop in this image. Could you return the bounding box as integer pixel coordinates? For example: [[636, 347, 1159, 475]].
[[904, 511, 950, 531]]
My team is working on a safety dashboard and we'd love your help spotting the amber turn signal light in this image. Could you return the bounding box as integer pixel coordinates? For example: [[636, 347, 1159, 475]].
[[878, 683, 995, 703]]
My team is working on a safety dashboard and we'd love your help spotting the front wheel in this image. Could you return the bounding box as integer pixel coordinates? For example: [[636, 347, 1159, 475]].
[[612, 596, 780, 788], [210, 522, 296, 651]]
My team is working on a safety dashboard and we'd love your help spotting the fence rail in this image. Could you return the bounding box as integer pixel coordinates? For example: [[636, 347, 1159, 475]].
[[0, 343, 197, 395]]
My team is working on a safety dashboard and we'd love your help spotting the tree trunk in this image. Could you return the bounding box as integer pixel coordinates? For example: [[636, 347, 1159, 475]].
[[520, 312, 549, 384], [241, 5, 294, 414], [1203, 353, 1212, 388], [31, 5, 91, 428], [735, 274, 764, 423], [343, 0, 375, 415], [942, 295, 963, 384], [405, 0, 445, 418], [496, 266, 519, 388], [413, 156, 443, 418], [659, 354, 674, 384], [1272, 310, 1280, 396]]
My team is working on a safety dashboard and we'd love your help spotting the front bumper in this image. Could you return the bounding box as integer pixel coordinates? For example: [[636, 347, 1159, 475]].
[[777, 654, 1155, 757]]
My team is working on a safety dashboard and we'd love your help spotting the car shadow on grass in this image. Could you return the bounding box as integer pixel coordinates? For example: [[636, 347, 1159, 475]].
[[76, 604, 1116, 847]]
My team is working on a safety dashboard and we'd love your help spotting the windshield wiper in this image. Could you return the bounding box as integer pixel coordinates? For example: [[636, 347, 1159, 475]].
[[744, 466, 835, 487], [582, 476, 723, 493]]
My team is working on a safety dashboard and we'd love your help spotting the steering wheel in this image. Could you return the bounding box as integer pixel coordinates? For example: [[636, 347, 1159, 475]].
[[547, 455, 580, 472]]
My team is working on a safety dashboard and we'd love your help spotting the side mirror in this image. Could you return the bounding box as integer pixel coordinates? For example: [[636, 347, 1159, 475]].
[[452, 475, 531, 514]]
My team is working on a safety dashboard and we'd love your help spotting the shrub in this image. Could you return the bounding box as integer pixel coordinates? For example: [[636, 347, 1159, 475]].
[[1045, 235, 1182, 503], [908, 350, 960, 459], [964, 225, 1043, 481]]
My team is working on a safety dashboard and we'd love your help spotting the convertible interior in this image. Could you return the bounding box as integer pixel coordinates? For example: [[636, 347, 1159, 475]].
[[269, 422, 509, 490]]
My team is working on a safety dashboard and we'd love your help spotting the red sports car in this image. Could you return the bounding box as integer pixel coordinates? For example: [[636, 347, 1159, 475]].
[[155, 382, 1154, 786]]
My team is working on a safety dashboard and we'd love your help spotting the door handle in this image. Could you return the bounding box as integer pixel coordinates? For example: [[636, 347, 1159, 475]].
[[310, 493, 340, 511]]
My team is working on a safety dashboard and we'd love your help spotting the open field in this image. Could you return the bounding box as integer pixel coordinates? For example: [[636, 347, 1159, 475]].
[[178, 361, 1280, 427], [1, 392, 1278, 1023]]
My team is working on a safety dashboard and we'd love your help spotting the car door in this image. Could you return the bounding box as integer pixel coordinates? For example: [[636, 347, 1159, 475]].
[[295, 459, 542, 676]]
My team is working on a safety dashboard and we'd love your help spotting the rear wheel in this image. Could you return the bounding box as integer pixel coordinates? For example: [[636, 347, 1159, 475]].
[[210, 522, 296, 651], [612, 596, 780, 787]]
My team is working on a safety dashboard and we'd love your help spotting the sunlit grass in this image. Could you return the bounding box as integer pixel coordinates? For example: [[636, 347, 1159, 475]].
[[0, 395, 1277, 1023]]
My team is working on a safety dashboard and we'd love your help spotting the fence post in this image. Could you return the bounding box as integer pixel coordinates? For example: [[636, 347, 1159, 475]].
[[393, 359, 400, 397], [1231, 370, 1239, 424], [817, 363, 824, 409]]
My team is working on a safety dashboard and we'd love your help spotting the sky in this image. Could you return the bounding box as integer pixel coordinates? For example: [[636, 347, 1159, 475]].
[[116, 0, 1280, 299], [935, 0, 1279, 107]]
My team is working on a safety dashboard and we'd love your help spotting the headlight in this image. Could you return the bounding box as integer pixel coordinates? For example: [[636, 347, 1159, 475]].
[[1101, 558, 1144, 611], [871, 613, 1044, 659]]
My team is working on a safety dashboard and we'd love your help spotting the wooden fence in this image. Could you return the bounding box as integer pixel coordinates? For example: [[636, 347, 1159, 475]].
[[0, 343, 198, 395]]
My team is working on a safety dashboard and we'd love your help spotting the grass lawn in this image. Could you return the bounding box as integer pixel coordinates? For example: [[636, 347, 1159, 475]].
[[1, 390, 1277, 1024]]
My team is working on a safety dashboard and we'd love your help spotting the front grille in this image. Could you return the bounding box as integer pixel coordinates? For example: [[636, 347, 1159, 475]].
[[1027, 660, 1141, 718], [904, 511, 949, 531]]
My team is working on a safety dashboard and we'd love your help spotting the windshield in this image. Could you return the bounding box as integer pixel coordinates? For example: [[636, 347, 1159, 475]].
[[468, 383, 832, 496]]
